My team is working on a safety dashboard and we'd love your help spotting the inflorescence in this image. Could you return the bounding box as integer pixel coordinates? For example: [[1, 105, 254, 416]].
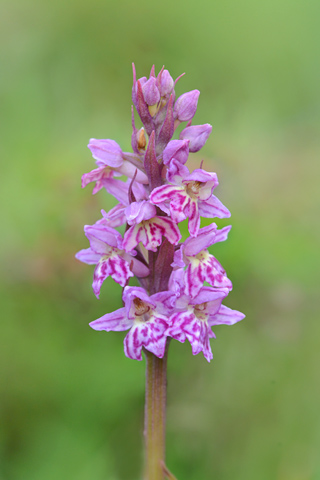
[[76, 64, 245, 362]]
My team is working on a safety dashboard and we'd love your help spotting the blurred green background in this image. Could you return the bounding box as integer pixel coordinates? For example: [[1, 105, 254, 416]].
[[1, 0, 319, 478]]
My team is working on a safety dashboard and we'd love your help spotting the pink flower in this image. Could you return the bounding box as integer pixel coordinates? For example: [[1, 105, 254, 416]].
[[166, 287, 245, 362], [150, 159, 230, 237], [82, 138, 148, 195], [75, 221, 149, 298], [172, 224, 233, 298], [90, 287, 176, 360], [123, 201, 181, 252]]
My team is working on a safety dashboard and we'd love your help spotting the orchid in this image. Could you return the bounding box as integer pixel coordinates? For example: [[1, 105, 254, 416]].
[[123, 200, 181, 252], [76, 64, 244, 480], [172, 223, 233, 298], [150, 159, 230, 236], [166, 286, 244, 362], [75, 221, 149, 298], [90, 286, 175, 360]]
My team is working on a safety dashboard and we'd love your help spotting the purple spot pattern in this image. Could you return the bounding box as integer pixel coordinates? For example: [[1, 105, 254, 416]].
[[123, 217, 181, 253], [166, 310, 213, 362]]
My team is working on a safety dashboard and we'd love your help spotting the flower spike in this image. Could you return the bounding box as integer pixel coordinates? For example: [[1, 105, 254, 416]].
[[77, 64, 244, 362]]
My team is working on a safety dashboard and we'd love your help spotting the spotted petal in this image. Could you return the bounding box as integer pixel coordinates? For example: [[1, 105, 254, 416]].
[[167, 311, 213, 362], [124, 316, 169, 360], [185, 253, 232, 298], [150, 184, 185, 204], [93, 255, 134, 298], [123, 216, 181, 252]]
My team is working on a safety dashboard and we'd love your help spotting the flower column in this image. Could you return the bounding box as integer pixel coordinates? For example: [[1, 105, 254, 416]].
[[76, 64, 245, 480]]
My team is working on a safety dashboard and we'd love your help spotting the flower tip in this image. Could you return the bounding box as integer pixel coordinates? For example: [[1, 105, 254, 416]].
[[89, 320, 100, 330]]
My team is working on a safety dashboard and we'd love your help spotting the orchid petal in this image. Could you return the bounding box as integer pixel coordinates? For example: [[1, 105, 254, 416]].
[[101, 205, 127, 228], [209, 305, 245, 326], [183, 223, 218, 256], [92, 256, 133, 298], [125, 201, 157, 225], [198, 195, 231, 219], [75, 248, 101, 265], [102, 178, 131, 205], [117, 160, 148, 184], [123, 225, 141, 252], [90, 307, 131, 331], [151, 217, 181, 245], [124, 317, 168, 360], [123, 254, 149, 278], [150, 184, 185, 205], [84, 224, 120, 251], [163, 139, 190, 166], [186, 199, 200, 236], [88, 139, 123, 167]]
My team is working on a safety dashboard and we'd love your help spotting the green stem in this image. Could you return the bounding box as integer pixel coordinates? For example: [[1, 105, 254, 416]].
[[144, 347, 168, 480]]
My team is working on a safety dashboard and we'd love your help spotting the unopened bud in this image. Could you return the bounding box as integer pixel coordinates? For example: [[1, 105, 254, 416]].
[[174, 90, 200, 122], [137, 128, 147, 150], [142, 77, 160, 107], [179, 124, 212, 152], [159, 69, 174, 97]]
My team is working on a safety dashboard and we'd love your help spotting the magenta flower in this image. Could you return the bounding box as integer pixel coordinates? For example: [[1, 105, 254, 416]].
[[123, 200, 181, 252], [150, 159, 230, 236], [75, 221, 149, 298], [90, 287, 176, 360], [166, 287, 244, 362], [172, 223, 233, 298], [82, 138, 148, 195]]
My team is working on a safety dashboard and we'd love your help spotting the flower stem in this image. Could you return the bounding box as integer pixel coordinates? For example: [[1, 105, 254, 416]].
[[144, 346, 168, 480]]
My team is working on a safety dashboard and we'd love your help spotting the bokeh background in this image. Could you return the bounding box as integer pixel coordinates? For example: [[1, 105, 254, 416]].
[[1, 0, 319, 478]]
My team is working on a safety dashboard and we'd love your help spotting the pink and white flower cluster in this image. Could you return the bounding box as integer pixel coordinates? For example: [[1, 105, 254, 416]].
[[76, 64, 244, 362]]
